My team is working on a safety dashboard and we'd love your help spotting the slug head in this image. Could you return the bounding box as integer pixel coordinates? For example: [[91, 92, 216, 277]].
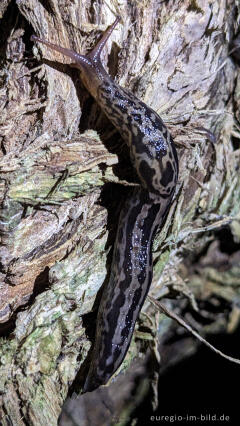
[[31, 16, 120, 100]]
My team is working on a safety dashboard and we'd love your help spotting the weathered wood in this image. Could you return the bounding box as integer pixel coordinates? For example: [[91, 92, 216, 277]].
[[0, 0, 239, 424]]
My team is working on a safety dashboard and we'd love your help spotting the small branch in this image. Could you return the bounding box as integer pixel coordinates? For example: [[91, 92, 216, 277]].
[[148, 296, 240, 365]]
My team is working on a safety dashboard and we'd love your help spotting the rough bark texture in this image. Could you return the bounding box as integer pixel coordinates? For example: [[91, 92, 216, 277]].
[[0, 0, 239, 425]]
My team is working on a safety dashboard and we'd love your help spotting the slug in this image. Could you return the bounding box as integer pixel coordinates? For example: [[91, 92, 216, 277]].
[[31, 16, 178, 392]]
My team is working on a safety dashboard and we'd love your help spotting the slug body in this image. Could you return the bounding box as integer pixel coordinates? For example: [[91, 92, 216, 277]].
[[31, 17, 178, 392]]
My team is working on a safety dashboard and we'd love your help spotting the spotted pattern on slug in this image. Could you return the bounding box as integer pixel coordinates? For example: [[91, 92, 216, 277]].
[[31, 16, 178, 393], [98, 82, 178, 197]]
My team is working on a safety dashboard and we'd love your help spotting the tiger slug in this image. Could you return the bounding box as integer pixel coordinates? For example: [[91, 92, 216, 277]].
[[31, 16, 178, 392]]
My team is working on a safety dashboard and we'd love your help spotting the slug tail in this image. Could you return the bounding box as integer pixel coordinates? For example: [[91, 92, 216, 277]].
[[83, 374, 104, 393]]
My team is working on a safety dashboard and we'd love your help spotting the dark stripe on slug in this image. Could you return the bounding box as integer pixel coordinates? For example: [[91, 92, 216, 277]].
[[137, 202, 161, 283], [100, 293, 125, 367], [121, 286, 143, 337], [117, 225, 124, 244], [162, 126, 168, 138], [114, 246, 121, 264], [170, 138, 179, 173], [110, 271, 152, 372], [138, 159, 157, 193], [99, 190, 146, 362], [160, 161, 174, 187]]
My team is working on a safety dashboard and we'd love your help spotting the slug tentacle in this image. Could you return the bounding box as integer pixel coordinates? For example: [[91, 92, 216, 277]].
[[87, 16, 121, 62], [31, 17, 178, 392], [30, 34, 89, 65]]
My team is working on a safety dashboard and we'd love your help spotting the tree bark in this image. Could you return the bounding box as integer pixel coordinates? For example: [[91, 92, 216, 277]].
[[0, 0, 239, 425]]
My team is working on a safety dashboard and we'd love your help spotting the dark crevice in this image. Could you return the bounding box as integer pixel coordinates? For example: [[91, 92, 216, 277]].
[[130, 325, 240, 423], [182, 224, 240, 276], [216, 228, 240, 255], [183, 296, 231, 327], [28, 266, 50, 305], [37, 0, 55, 16], [107, 42, 121, 80], [0, 267, 50, 337], [231, 135, 240, 151], [0, 0, 16, 60]]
